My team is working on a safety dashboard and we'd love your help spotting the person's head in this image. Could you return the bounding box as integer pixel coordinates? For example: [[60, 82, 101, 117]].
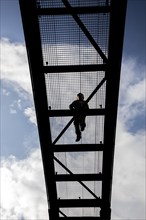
[[77, 93, 84, 101]]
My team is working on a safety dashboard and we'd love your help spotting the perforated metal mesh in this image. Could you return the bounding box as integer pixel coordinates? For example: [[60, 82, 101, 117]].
[[50, 115, 104, 144], [45, 71, 105, 110], [37, 0, 111, 8], [59, 207, 101, 217], [37, 1, 108, 217], [19, 0, 126, 217], [57, 181, 102, 199], [55, 151, 103, 174], [39, 13, 109, 66], [38, 0, 109, 118]]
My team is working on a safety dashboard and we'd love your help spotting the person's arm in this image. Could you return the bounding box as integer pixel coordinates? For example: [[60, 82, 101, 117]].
[[69, 101, 75, 110]]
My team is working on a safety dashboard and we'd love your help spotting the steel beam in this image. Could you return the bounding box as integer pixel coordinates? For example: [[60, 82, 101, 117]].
[[19, 0, 127, 219], [19, 0, 59, 219], [53, 144, 104, 152], [61, 0, 107, 63], [48, 109, 105, 117], [54, 156, 98, 199], [37, 6, 111, 15], [101, 0, 127, 218], [59, 210, 67, 217], [59, 217, 101, 219], [53, 77, 106, 145], [57, 199, 101, 208], [43, 64, 107, 73], [55, 173, 102, 181]]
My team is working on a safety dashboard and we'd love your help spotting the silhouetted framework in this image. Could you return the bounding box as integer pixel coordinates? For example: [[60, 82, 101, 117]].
[[19, 0, 127, 219]]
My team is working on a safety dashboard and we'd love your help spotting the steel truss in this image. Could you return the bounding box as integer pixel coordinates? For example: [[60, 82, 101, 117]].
[[19, 0, 127, 219]]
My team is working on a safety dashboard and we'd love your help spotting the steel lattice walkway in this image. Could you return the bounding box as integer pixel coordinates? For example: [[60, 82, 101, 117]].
[[19, 0, 127, 219]]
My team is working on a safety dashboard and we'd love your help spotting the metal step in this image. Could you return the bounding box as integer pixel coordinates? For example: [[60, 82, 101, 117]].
[[57, 199, 101, 208], [48, 109, 105, 117], [38, 6, 110, 16], [59, 217, 101, 219], [55, 173, 102, 181], [43, 64, 106, 73], [53, 144, 104, 152]]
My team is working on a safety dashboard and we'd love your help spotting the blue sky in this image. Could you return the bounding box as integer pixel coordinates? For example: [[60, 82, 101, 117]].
[[0, 0, 145, 219]]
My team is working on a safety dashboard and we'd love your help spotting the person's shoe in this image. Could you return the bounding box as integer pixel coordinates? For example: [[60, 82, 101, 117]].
[[76, 135, 81, 142]]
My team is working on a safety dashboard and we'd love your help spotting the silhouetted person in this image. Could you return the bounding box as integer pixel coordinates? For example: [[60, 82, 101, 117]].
[[69, 93, 89, 142]]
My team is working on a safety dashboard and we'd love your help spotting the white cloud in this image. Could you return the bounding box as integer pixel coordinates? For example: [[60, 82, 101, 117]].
[[1, 38, 32, 95], [1, 118, 145, 219], [127, 79, 145, 104], [24, 107, 37, 126], [42, 43, 103, 66], [1, 150, 49, 220], [111, 57, 146, 219], [2, 88, 10, 96], [1, 37, 145, 219], [1, 38, 37, 125], [118, 57, 145, 127], [111, 121, 145, 219], [9, 99, 23, 114]]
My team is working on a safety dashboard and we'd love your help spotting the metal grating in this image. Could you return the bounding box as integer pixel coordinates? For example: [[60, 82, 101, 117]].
[[37, 0, 111, 8], [39, 13, 109, 66], [50, 116, 105, 144], [45, 72, 106, 109], [19, 0, 127, 219], [55, 151, 103, 174], [59, 207, 101, 217]]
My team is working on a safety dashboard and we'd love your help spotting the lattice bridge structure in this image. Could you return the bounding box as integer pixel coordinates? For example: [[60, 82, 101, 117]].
[[19, 0, 127, 219]]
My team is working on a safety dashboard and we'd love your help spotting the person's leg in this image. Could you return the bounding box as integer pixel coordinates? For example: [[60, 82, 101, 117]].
[[74, 120, 81, 141], [80, 116, 86, 131]]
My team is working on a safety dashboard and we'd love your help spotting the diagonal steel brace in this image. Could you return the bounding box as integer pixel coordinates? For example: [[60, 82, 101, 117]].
[[53, 77, 106, 145], [61, 0, 108, 63], [54, 156, 99, 199]]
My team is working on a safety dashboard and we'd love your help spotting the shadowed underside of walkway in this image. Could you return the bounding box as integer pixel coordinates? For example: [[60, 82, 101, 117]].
[[19, 0, 127, 219]]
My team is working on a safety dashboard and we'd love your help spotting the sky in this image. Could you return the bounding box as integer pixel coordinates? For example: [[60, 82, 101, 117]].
[[0, 0, 146, 219]]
